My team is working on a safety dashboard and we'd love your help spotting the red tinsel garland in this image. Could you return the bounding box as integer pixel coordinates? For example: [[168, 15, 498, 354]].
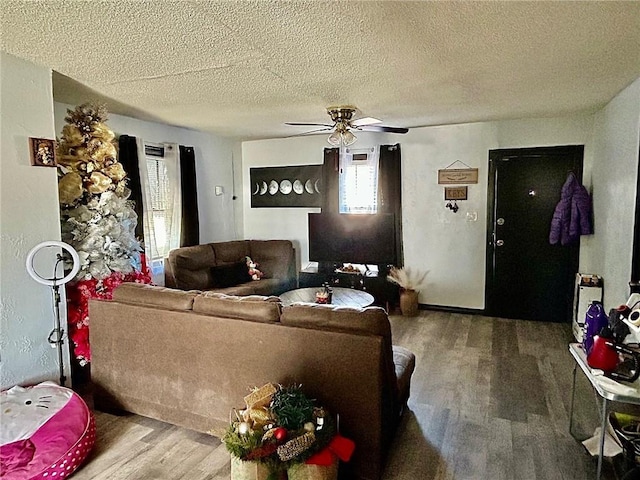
[[66, 257, 151, 365]]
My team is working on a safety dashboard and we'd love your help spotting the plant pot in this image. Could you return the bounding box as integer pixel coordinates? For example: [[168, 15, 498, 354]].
[[287, 460, 338, 480], [399, 289, 419, 316], [230, 457, 284, 480]]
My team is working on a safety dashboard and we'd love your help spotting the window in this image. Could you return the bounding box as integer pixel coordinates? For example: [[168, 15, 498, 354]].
[[137, 140, 181, 284], [339, 147, 379, 214], [145, 155, 173, 259]]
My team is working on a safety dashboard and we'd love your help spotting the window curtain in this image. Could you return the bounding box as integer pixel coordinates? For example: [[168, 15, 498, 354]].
[[117, 135, 144, 239], [179, 145, 200, 247], [322, 147, 340, 213], [378, 144, 403, 267], [339, 146, 380, 214], [322, 144, 403, 266], [136, 139, 182, 284]]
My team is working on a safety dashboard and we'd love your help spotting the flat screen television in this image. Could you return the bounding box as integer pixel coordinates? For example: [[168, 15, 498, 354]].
[[308, 213, 396, 266]]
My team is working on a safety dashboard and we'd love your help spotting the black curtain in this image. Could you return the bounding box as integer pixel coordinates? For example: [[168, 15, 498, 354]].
[[179, 145, 200, 247], [321, 147, 340, 213], [321, 144, 403, 266], [378, 144, 403, 266], [118, 135, 144, 240]]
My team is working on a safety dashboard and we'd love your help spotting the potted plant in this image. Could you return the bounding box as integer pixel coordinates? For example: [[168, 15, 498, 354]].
[[386, 267, 427, 316]]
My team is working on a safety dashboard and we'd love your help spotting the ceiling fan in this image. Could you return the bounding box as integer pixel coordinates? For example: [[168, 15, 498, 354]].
[[285, 105, 409, 146]]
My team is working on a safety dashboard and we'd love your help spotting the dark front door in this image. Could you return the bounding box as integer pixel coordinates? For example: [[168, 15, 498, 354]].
[[485, 145, 584, 322]]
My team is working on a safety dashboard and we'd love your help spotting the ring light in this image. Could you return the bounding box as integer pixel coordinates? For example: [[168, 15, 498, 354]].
[[26, 241, 80, 286], [25, 240, 80, 386]]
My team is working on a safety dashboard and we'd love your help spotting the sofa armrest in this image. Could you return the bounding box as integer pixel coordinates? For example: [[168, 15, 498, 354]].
[[164, 257, 177, 288]]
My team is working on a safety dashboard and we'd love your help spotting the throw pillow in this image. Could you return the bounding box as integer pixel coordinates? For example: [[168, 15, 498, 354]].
[[210, 261, 252, 288]]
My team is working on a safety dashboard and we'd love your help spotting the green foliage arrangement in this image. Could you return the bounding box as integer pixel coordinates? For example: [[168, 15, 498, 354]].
[[271, 385, 316, 430], [222, 383, 336, 468]]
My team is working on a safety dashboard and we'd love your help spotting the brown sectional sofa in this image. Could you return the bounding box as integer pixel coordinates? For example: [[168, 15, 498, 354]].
[[164, 239, 296, 296], [90, 283, 415, 480]]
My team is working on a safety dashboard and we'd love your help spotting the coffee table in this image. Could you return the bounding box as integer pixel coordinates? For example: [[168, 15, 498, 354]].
[[279, 287, 374, 308]]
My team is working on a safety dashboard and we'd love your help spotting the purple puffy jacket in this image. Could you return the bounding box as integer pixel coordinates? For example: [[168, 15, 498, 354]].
[[549, 173, 593, 246]]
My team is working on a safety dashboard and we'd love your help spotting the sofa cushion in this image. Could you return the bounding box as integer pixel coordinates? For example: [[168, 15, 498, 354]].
[[192, 292, 282, 323], [249, 240, 294, 279], [112, 283, 199, 310], [169, 244, 216, 290], [281, 303, 399, 408], [210, 261, 251, 288], [280, 303, 391, 339], [212, 240, 250, 264]]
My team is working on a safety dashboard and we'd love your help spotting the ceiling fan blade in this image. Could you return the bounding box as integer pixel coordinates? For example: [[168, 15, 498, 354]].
[[285, 126, 334, 138], [352, 117, 382, 127], [357, 125, 409, 134], [285, 122, 333, 127]]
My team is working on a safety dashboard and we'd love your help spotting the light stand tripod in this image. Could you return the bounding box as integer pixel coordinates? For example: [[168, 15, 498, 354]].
[[26, 241, 80, 386]]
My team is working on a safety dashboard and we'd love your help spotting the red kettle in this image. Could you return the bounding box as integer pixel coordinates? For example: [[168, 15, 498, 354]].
[[587, 336, 640, 382]]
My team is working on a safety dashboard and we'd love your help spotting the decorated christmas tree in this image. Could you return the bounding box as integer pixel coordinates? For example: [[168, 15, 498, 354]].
[[57, 103, 150, 369]]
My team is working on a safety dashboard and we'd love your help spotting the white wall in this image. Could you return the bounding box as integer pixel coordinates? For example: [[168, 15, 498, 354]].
[[242, 134, 329, 271], [242, 115, 594, 309], [54, 103, 240, 244], [0, 52, 66, 389], [581, 78, 640, 308]]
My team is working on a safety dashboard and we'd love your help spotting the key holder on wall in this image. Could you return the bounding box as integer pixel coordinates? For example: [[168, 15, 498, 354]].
[[439, 160, 475, 213], [444, 186, 467, 213]]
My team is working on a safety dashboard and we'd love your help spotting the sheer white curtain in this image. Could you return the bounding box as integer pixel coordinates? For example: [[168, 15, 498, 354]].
[[339, 146, 380, 214], [136, 139, 181, 284]]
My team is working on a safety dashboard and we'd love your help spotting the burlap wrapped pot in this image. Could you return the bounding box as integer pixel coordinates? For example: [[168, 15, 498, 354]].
[[287, 459, 338, 480], [230, 457, 285, 480]]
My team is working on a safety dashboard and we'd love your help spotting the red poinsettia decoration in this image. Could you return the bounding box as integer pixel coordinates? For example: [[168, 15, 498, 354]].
[[66, 260, 151, 365]]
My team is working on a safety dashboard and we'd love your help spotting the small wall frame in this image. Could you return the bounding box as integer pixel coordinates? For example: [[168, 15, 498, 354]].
[[438, 168, 478, 184], [29, 137, 57, 167], [444, 186, 468, 200]]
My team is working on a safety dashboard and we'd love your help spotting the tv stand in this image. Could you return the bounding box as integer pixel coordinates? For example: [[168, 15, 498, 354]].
[[299, 263, 398, 311]]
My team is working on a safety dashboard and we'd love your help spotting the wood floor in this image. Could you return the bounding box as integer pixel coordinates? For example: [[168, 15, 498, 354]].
[[71, 310, 635, 479]]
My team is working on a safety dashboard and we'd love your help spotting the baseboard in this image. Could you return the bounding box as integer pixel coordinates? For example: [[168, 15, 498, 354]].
[[418, 303, 485, 316]]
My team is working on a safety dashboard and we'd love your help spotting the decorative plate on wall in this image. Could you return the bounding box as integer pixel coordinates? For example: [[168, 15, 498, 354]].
[[250, 165, 322, 207]]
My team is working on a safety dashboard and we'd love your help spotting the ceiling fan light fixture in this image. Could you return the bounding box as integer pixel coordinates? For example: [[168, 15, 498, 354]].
[[327, 131, 342, 146], [342, 129, 357, 146], [327, 128, 357, 147]]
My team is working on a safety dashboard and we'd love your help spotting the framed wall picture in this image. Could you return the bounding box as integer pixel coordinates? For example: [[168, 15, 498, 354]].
[[250, 165, 322, 208], [29, 138, 57, 167]]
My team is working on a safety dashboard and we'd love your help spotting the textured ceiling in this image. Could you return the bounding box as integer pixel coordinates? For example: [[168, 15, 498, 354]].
[[2, 1, 640, 140]]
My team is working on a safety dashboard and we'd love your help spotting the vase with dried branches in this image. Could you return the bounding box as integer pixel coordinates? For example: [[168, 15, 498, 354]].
[[386, 267, 427, 316]]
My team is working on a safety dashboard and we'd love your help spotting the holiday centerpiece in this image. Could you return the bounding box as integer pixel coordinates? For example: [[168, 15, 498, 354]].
[[56, 103, 150, 376], [222, 384, 355, 480]]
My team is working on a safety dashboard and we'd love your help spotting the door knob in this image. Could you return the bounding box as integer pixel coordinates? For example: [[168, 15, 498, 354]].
[[495, 239, 504, 247]]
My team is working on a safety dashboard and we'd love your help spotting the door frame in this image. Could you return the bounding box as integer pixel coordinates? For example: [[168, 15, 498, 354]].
[[631, 134, 640, 294], [484, 145, 584, 318]]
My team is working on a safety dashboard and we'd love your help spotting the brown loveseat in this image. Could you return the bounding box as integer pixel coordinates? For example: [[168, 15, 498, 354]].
[[90, 283, 415, 480], [164, 239, 296, 296]]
